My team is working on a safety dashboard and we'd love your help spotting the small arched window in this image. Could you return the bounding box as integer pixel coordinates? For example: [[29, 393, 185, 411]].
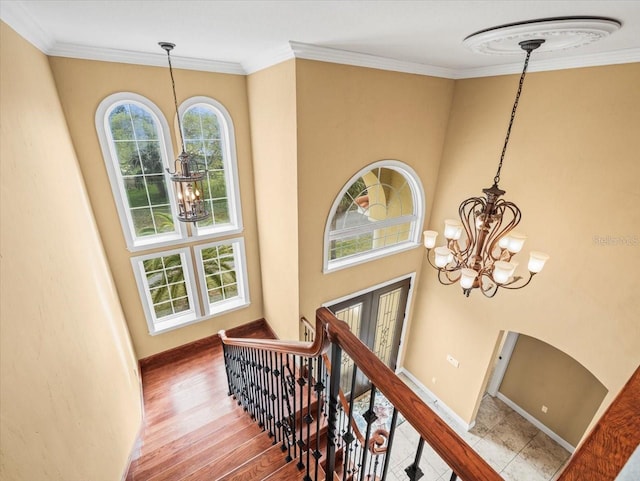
[[179, 97, 242, 238], [96, 93, 183, 250], [324, 161, 425, 272]]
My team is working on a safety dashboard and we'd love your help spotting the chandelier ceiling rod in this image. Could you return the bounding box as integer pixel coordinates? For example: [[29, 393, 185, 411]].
[[493, 39, 543, 187], [159, 42, 187, 154], [159, 42, 209, 223]]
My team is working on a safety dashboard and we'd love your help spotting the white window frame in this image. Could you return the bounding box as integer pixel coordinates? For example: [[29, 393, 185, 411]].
[[194, 237, 250, 317], [324, 160, 425, 273], [178, 96, 243, 239], [131, 247, 200, 335], [96, 92, 186, 251]]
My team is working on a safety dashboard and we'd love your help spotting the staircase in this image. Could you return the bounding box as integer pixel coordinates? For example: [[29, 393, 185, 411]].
[[127, 310, 640, 481], [126, 319, 341, 481]]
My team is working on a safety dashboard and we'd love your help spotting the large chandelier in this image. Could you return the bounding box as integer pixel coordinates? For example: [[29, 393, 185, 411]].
[[160, 42, 208, 223], [424, 39, 549, 297]]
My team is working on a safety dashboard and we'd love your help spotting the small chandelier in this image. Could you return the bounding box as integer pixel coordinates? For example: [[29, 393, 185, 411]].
[[160, 42, 208, 223], [424, 39, 549, 297]]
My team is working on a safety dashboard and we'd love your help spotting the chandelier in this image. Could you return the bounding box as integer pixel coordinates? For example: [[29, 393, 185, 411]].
[[160, 42, 208, 223], [424, 39, 549, 297]]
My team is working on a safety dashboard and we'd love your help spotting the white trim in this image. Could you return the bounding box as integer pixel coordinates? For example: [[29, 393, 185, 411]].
[[95, 92, 187, 250], [397, 367, 475, 431], [242, 43, 296, 74], [486, 332, 519, 397], [455, 47, 640, 79], [193, 237, 251, 317], [322, 272, 415, 309], [394, 272, 417, 369], [49, 43, 245, 75], [178, 96, 244, 238], [496, 392, 575, 453], [323, 160, 426, 273], [0, 0, 54, 52], [131, 247, 201, 336], [289, 41, 457, 78]]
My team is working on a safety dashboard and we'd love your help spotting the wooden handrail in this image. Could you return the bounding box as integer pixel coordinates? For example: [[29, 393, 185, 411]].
[[317, 307, 502, 481], [219, 314, 330, 358]]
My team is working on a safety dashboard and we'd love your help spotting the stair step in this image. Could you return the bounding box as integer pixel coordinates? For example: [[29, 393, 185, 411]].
[[129, 410, 256, 479], [178, 430, 275, 481], [262, 460, 308, 481], [146, 425, 267, 481], [217, 443, 290, 481]]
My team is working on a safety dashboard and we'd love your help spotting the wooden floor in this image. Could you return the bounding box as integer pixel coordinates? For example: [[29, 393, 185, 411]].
[[126, 322, 283, 481]]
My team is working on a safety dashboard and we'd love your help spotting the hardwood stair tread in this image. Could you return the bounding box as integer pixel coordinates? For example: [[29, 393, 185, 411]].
[[145, 425, 269, 481], [217, 442, 290, 481], [129, 413, 258, 479], [177, 430, 275, 481]]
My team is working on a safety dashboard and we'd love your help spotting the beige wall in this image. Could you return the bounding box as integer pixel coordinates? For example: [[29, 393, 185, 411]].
[[295, 60, 454, 334], [500, 334, 608, 447], [247, 60, 300, 339], [0, 22, 142, 481], [405, 63, 640, 431], [48, 56, 264, 358]]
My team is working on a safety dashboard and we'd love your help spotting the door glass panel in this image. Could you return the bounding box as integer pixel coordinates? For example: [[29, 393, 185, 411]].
[[372, 287, 402, 366], [334, 303, 363, 393]]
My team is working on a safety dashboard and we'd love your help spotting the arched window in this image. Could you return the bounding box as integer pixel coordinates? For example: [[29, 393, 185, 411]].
[[179, 97, 242, 237], [96, 93, 183, 250], [324, 161, 425, 272]]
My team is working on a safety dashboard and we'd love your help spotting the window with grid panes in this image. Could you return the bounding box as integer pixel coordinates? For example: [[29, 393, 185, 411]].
[[180, 97, 242, 238], [194, 238, 249, 316], [131, 248, 199, 333], [96, 94, 183, 250], [324, 161, 425, 272], [97, 93, 250, 335]]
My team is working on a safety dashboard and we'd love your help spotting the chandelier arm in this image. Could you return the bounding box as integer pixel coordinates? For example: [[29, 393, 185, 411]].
[[439, 268, 461, 286], [486, 201, 522, 260], [500, 272, 536, 290], [478, 273, 499, 298]]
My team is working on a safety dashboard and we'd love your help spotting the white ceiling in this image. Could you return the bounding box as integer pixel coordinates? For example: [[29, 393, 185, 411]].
[[1, 0, 639, 78]]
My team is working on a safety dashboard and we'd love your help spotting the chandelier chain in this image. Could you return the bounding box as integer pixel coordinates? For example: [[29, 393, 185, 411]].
[[493, 47, 534, 186], [164, 47, 187, 154]]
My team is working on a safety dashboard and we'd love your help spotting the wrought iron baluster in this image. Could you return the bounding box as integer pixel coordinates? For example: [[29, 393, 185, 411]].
[[267, 350, 278, 443], [297, 355, 306, 470], [303, 356, 313, 481], [326, 343, 342, 479], [282, 354, 298, 458], [343, 362, 359, 481], [313, 356, 324, 481], [404, 437, 425, 481], [381, 408, 399, 481], [449, 472, 458, 481], [360, 386, 378, 481]]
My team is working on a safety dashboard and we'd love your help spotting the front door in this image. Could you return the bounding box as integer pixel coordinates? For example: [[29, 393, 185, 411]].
[[328, 278, 410, 397]]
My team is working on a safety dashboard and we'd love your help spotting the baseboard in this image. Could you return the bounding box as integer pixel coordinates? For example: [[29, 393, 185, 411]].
[[397, 367, 475, 431], [495, 392, 575, 453], [139, 318, 275, 370]]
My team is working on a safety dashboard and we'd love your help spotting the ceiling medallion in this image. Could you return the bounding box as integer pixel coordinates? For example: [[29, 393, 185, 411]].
[[463, 17, 621, 55]]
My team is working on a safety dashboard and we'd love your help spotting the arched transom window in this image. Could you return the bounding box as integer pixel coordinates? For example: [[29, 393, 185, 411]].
[[324, 161, 425, 272]]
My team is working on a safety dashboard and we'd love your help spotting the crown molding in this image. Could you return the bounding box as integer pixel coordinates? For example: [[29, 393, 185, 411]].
[[456, 46, 640, 79], [0, 0, 54, 52], [242, 44, 295, 74], [2, 2, 638, 80], [289, 41, 458, 78], [48, 42, 245, 74]]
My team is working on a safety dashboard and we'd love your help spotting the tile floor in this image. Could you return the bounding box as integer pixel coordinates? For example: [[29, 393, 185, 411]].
[[382, 374, 571, 481]]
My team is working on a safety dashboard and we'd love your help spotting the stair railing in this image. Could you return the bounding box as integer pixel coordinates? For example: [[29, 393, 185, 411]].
[[220, 308, 502, 481]]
